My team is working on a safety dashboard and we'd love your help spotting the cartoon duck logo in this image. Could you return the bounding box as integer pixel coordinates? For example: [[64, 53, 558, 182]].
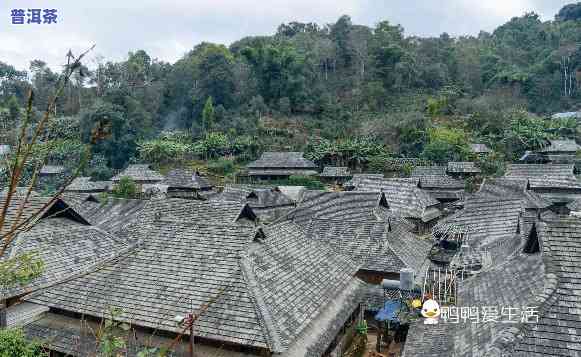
[[421, 299, 441, 324]]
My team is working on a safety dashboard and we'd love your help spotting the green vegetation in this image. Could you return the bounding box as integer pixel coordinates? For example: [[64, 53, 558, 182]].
[[111, 177, 138, 198], [0, 252, 44, 289], [1, 4, 581, 178], [0, 328, 46, 357]]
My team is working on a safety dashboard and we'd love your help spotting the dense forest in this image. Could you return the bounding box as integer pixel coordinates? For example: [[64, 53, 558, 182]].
[[2, 3, 581, 181]]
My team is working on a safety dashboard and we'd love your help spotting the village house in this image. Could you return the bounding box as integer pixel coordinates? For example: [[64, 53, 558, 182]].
[[402, 217, 581, 357], [271, 189, 432, 315], [344, 176, 442, 234], [245, 152, 318, 181], [212, 184, 295, 222], [411, 166, 465, 203], [319, 166, 352, 185], [446, 162, 481, 179], [539, 139, 581, 164], [111, 164, 165, 194], [163, 168, 214, 199], [431, 197, 524, 268], [37, 164, 68, 189], [64, 177, 112, 194], [17, 200, 368, 357], [505, 163, 581, 206]]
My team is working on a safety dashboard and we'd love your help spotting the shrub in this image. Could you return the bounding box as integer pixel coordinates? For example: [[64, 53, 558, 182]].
[[112, 176, 138, 198], [0, 328, 46, 357], [287, 175, 325, 190], [207, 158, 235, 176]]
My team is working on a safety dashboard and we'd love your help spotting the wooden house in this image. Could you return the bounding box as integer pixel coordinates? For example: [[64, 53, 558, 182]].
[[505, 164, 581, 204], [212, 184, 295, 222], [403, 217, 581, 357], [319, 166, 352, 184], [411, 166, 465, 203], [21, 202, 368, 357], [539, 139, 581, 164], [446, 162, 481, 178], [246, 152, 318, 180], [344, 176, 442, 234], [111, 164, 164, 185], [65, 177, 112, 194], [163, 169, 214, 199]]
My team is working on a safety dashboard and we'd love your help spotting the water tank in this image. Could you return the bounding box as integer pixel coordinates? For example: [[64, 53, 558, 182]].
[[381, 279, 400, 290], [399, 268, 414, 291]]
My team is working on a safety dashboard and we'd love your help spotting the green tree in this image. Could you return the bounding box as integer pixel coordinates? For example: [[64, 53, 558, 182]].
[[421, 127, 470, 163], [81, 102, 137, 169], [201, 96, 215, 134], [0, 328, 46, 357], [112, 176, 138, 198]]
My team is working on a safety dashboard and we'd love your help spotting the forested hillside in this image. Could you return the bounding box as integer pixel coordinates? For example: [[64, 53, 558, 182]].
[[2, 3, 581, 179]]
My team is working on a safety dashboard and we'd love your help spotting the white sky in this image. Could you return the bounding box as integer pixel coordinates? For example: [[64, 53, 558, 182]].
[[0, 0, 573, 71]]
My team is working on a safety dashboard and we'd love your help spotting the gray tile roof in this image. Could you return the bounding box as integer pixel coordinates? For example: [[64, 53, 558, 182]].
[[65, 177, 111, 193], [412, 166, 465, 190], [469, 143, 492, 154], [412, 166, 447, 176], [136, 198, 258, 227], [409, 218, 581, 357], [305, 218, 432, 275], [410, 197, 581, 357], [435, 198, 523, 255], [507, 218, 581, 357], [69, 197, 149, 237], [477, 178, 552, 209], [28, 221, 271, 349], [505, 164, 581, 190], [245, 221, 363, 352], [344, 173, 385, 188], [447, 162, 481, 174], [320, 166, 351, 177], [164, 169, 212, 190], [215, 185, 295, 209], [306, 219, 401, 273], [247, 152, 317, 169], [6, 302, 48, 328], [540, 139, 581, 153], [278, 191, 389, 227], [3, 218, 130, 299], [346, 178, 441, 222], [248, 169, 319, 177], [111, 164, 165, 183], [27, 218, 366, 354], [0, 192, 89, 237], [453, 253, 546, 357], [402, 319, 454, 357]]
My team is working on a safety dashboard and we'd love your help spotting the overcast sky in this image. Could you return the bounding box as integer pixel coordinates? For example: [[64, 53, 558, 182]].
[[0, 0, 573, 72]]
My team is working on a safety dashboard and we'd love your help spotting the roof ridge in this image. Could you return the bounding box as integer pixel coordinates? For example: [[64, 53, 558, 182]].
[[238, 254, 284, 353]]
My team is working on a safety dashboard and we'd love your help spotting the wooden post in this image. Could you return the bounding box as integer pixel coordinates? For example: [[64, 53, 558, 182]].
[[189, 314, 194, 357]]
